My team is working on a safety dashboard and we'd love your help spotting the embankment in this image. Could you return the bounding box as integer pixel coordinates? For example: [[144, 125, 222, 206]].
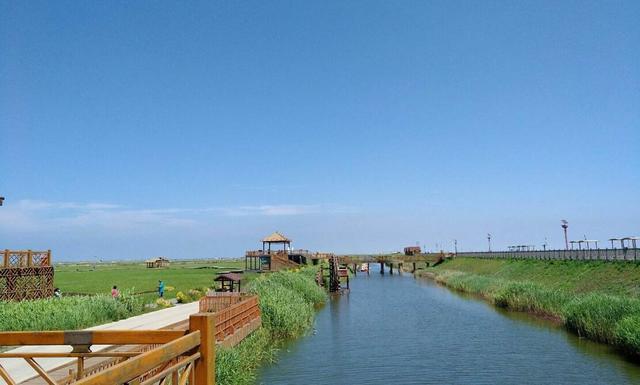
[[215, 266, 327, 385], [418, 258, 640, 359]]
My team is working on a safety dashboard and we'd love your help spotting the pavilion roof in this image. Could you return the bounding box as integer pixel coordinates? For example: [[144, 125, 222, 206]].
[[262, 232, 291, 243], [145, 256, 170, 263]]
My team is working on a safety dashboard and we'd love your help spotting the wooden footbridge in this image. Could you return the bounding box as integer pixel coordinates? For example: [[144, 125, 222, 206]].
[[337, 252, 453, 274], [0, 294, 261, 385]]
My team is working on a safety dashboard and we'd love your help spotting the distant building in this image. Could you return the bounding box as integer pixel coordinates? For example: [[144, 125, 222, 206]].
[[404, 246, 421, 256], [145, 257, 170, 268]]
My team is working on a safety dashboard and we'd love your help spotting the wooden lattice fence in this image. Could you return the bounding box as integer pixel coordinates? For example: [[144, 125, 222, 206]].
[[0, 250, 53, 301]]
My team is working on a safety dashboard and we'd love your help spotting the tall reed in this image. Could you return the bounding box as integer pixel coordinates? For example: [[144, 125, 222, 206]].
[[215, 266, 326, 385]]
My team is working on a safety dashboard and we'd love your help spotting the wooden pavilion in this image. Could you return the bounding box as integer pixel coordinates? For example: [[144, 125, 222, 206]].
[[214, 273, 242, 292], [145, 257, 170, 268], [245, 232, 317, 272], [262, 232, 291, 253]]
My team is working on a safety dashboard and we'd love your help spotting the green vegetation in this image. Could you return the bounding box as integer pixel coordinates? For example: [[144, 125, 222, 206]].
[[420, 258, 640, 359], [0, 259, 250, 333], [54, 259, 248, 302], [424, 258, 640, 296], [0, 292, 144, 331], [216, 266, 326, 385]]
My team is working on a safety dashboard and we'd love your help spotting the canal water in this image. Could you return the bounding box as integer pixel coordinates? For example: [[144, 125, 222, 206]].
[[257, 266, 640, 384]]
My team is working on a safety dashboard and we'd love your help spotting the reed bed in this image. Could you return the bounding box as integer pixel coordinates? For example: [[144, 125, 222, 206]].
[[0, 292, 143, 332], [423, 263, 640, 359], [215, 266, 326, 385]]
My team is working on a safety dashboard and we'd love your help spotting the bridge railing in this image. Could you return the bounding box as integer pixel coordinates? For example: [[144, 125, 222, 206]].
[[0, 315, 215, 385]]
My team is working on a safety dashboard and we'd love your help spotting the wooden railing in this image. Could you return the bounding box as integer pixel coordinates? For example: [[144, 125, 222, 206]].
[[2, 250, 51, 268], [0, 314, 215, 385], [1, 250, 54, 301], [199, 292, 246, 313], [199, 294, 261, 348]]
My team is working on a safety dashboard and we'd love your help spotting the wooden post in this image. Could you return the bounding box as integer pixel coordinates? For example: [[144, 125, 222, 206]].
[[412, 262, 416, 273], [27, 250, 33, 267], [47, 250, 52, 266], [380, 262, 384, 274], [189, 313, 215, 385], [389, 263, 393, 275], [3, 250, 8, 268], [76, 357, 84, 380]]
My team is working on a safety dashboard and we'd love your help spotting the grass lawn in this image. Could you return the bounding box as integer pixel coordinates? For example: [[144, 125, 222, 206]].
[[54, 259, 251, 301], [428, 258, 640, 297]]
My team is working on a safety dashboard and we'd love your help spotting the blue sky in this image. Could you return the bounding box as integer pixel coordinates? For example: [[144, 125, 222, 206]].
[[1, 1, 638, 260]]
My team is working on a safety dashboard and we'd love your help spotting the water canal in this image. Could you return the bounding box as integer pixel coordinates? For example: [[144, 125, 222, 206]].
[[257, 266, 640, 384]]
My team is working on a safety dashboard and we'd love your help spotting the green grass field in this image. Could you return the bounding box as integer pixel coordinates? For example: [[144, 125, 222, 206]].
[[54, 259, 249, 301]]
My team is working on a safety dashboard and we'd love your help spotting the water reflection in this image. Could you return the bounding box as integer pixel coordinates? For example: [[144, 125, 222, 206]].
[[258, 267, 640, 385]]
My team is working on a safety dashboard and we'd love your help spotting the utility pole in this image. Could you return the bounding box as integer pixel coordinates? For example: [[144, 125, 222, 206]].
[[561, 220, 569, 250], [487, 233, 492, 252], [454, 239, 458, 255]]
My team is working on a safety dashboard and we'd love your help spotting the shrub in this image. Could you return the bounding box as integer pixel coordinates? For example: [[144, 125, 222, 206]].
[[188, 289, 202, 299], [175, 291, 189, 304], [156, 298, 173, 308]]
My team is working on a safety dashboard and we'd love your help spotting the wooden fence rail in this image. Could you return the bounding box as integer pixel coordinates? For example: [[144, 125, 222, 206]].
[[0, 315, 215, 385], [199, 294, 261, 348], [2, 250, 51, 269]]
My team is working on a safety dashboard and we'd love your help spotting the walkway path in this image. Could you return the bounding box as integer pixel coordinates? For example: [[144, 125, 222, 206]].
[[0, 302, 199, 385]]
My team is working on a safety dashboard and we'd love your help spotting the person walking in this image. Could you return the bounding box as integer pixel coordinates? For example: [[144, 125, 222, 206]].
[[158, 280, 165, 297], [111, 285, 120, 298]]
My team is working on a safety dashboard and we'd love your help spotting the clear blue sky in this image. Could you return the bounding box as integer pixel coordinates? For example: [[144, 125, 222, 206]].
[[1, 1, 638, 260]]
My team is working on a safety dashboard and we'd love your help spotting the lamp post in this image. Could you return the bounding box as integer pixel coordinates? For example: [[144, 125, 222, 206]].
[[561, 220, 569, 250], [487, 233, 492, 252], [454, 239, 458, 255], [543, 237, 548, 251]]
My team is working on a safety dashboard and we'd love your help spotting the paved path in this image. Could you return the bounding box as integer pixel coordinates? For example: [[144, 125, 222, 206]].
[[0, 302, 199, 385]]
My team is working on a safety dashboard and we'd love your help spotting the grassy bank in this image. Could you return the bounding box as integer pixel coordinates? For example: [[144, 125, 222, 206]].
[[419, 258, 640, 358], [216, 266, 326, 385]]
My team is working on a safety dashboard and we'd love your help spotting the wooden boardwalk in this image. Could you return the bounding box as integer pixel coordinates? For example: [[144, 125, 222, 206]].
[[1, 294, 261, 385], [0, 302, 199, 385]]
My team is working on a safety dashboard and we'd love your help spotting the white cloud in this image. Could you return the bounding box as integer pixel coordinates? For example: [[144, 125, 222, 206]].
[[219, 204, 323, 217], [0, 200, 355, 234]]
